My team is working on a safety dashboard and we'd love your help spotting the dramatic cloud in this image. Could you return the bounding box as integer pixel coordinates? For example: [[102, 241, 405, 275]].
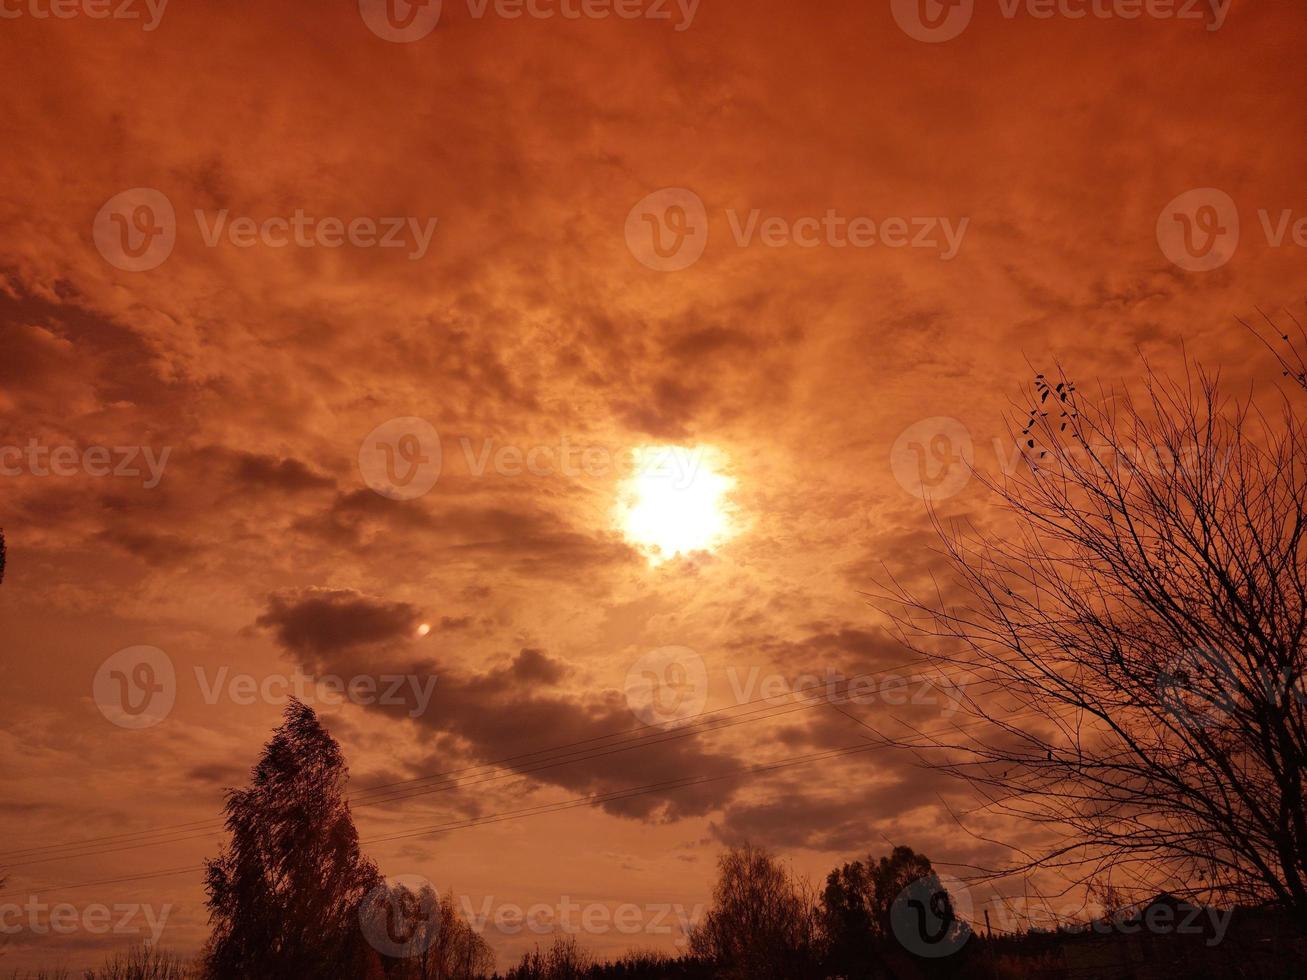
[[2, 0, 1304, 969], [259, 589, 748, 821], [256, 588, 425, 666]]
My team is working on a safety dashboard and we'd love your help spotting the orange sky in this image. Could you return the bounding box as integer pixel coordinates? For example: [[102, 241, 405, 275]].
[[2, 0, 1306, 970]]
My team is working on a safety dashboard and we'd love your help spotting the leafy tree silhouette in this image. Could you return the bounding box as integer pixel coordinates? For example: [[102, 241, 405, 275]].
[[821, 858, 874, 975], [204, 698, 382, 979], [821, 845, 960, 976], [867, 846, 956, 942]]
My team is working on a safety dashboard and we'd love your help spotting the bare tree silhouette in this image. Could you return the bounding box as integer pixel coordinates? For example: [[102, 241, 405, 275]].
[[84, 943, 193, 979], [688, 843, 820, 980], [879, 346, 1307, 922], [361, 881, 494, 980], [204, 699, 382, 979]]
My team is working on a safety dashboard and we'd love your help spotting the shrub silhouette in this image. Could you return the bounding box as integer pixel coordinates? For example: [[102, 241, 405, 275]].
[[85, 943, 193, 979], [507, 935, 594, 980]]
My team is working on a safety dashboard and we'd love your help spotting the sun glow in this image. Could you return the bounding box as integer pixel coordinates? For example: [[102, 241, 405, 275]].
[[615, 446, 736, 564]]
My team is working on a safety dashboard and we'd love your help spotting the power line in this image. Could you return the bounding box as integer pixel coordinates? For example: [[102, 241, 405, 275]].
[[1, 661, 919, 860], [0, 708, 1014, 898], [0, 656, 959, 867], [0, 682, 946, 870]]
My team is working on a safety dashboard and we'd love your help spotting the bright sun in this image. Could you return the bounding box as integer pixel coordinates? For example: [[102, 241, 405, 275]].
[[615, 446, 736, 564]]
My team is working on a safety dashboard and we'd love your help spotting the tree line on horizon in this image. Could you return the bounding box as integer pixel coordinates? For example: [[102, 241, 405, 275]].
[[2, 699, 975, 980], [199, 699, 970, 980], [12, 696, 1298, 980]]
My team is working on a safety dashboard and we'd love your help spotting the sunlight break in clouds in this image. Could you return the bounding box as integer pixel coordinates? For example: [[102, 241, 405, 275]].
[[614, 446, 737, 564]]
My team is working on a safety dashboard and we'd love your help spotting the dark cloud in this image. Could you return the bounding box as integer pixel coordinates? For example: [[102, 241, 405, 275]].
[[256, 587, 424, 667], [263, 613, 748, 822], [293, 493, 637, 576], [3, 0, 1304, 969], [709, 763, 966, 853], [186, 762, 249, 787], [727, 624, 909, 677], [96, 526, 201, 565], [226, 450, 336, 493]]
